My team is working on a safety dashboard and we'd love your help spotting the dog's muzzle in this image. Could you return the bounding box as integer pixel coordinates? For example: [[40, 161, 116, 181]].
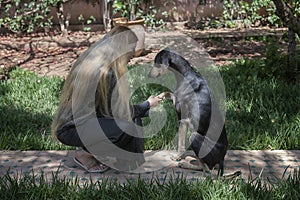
[[148, 64, 169, 78], [148, 67, 161, 78]]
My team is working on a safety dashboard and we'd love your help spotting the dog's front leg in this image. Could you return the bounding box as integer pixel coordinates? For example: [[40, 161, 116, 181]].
[[178, 120, 186, 154], [171, 120, 189, 161]]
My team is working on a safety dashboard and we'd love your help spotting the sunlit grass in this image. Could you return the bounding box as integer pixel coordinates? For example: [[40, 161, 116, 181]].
[[0, 69, 67, 150], [221, 59, 300, 150], [0, 57, 299, 150]]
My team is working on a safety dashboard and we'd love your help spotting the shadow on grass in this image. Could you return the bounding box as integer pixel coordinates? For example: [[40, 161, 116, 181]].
[[0, 102, 52, 150], [0, 69, 66, 150], [221, 59, 300, 150], [1, 59, 299, 151]]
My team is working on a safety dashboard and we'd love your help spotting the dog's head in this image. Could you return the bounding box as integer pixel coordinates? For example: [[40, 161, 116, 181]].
[[148, 48, 171, 78]]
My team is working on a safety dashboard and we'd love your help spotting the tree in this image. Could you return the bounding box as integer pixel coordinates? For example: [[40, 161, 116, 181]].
[[272, 0, 300, 83], [53, 0, 74, 36]]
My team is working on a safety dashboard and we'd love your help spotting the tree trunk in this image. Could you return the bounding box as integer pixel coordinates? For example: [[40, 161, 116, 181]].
[[102, 0, 113, 32], [273, 0, 300, 36], [57, 3, 68, 36], [65, 1, 73, 33], [286, 27, 297, 83], [272, 0, 300, 83], [56, 1, 75, 36]]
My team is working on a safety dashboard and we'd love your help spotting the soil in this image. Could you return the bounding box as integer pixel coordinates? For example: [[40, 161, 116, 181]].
[[0, 31, 104, 79], [0, 27, 289, 80]]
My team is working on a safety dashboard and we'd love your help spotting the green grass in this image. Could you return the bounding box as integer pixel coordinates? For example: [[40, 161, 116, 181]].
[[0, 51, 300, 199], [222, 59, 300, 150], [0, 57, 299, 150], [0, 169, 299, 199], [0, 69, 67, 150]]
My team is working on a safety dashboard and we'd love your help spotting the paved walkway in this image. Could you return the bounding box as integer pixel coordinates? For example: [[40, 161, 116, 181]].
[[1, 150, 299, 184]]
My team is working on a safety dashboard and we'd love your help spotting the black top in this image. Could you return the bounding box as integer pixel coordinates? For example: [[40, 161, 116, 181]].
[[96, 68, 150, 119], [57, 68, 150, 134]]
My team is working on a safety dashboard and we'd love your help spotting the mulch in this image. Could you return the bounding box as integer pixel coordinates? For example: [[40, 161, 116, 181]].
[[0, 27, 289, 80]]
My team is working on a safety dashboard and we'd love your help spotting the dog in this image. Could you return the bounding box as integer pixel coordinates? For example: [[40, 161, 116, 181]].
[[149, 47, 228, 176]]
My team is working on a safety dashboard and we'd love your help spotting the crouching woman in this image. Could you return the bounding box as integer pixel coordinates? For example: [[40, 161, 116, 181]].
[[51, 26, 161, 173]]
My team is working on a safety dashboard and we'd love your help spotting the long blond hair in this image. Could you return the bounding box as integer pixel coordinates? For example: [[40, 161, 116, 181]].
[[51, 26, 138, 139]]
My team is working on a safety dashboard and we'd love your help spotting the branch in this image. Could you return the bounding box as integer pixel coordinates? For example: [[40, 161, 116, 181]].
[[23, 8, 40, 16], [272, 0, 300, 36]]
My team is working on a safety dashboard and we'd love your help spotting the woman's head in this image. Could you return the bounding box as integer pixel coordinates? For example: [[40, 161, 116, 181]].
[[107, 26, 138, 61], [51, 26, 138, 137], [96, 26, 138, 119]]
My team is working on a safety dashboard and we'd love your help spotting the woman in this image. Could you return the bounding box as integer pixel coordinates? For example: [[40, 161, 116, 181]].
[[51, 26, 161, 173]]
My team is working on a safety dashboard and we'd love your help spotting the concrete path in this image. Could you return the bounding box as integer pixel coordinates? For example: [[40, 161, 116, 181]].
[[1, 150, 299, 184]]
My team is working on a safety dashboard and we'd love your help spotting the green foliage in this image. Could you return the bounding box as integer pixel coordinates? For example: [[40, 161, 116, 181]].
[[112, 0, 143, 21], [221, 0, 281, 28], [0, 0, 101, 34], [78, 14, 97, 32], [291, 0, 300, 16], [142, 5, 166, 30], [161, 0, 177, 19], [112, 0, 166, 30], [0, 0, 65, 34], [219, 0, 300, 29]]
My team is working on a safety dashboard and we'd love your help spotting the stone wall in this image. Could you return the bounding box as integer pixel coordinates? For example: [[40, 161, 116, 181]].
[[50, 0, 224, 24], [0, 0, 224, 32]]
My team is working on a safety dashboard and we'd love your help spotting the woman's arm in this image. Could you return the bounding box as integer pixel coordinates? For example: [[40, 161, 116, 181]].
[[131, 101, 150, 119], [131, 96, 162, 119]]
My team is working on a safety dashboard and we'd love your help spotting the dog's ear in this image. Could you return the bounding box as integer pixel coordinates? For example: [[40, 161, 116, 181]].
[[160, 51, 170, 67]]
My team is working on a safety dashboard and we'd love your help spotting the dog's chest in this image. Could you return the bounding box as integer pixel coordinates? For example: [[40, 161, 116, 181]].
[[174, 77, 211, 115], [174, 79, 202, 101]]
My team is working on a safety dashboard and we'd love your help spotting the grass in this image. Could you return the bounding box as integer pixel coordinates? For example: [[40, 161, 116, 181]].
[[0, 169, 299, 199], [222, 59, 300, 150], [0, 41, 300, 199], [0, 69, 67, 150], [0, 56, 299, 150]]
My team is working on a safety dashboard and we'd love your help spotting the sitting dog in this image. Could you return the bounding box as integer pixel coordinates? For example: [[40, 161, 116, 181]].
[[149, 47, 228, 176]]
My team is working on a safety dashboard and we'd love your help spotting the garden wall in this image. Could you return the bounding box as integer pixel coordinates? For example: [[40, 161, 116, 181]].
[[0, 0, 224, 32]]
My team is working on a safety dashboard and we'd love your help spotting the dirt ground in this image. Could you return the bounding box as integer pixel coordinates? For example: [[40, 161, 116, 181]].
[[0, 27, 288, 80]]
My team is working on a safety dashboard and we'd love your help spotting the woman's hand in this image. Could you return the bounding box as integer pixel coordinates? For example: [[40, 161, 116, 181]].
[[147, 95, 162, 108]]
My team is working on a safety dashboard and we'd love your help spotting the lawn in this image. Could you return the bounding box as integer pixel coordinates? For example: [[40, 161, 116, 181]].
[[0, 169, 299, 200], [0, 58, 299, 151], [1, 41, 300, 199]]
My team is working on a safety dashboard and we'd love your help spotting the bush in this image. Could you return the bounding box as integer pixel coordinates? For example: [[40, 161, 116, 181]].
[[0, 0, 59, 33], [221, 0, 280, 28]]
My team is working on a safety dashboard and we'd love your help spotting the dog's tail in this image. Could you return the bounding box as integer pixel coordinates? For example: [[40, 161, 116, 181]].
[[218, 159, 224, 176]]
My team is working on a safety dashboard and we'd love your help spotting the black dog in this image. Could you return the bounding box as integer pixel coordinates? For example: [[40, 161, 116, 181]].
[[149, 48, 228, 176]]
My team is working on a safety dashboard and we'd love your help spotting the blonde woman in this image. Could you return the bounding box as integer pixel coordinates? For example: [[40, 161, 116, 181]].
[[51, 26, 161, 173]]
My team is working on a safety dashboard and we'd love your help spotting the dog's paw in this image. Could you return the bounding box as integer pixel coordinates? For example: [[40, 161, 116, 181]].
[[171, 151, 186, 161], [178, 159, 208, 171], [171, 151, 195, 161], [171, 154, 183, 161]]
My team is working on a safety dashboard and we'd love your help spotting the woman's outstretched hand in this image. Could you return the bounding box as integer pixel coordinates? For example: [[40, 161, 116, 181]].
[[147, 95, 162, 108]]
